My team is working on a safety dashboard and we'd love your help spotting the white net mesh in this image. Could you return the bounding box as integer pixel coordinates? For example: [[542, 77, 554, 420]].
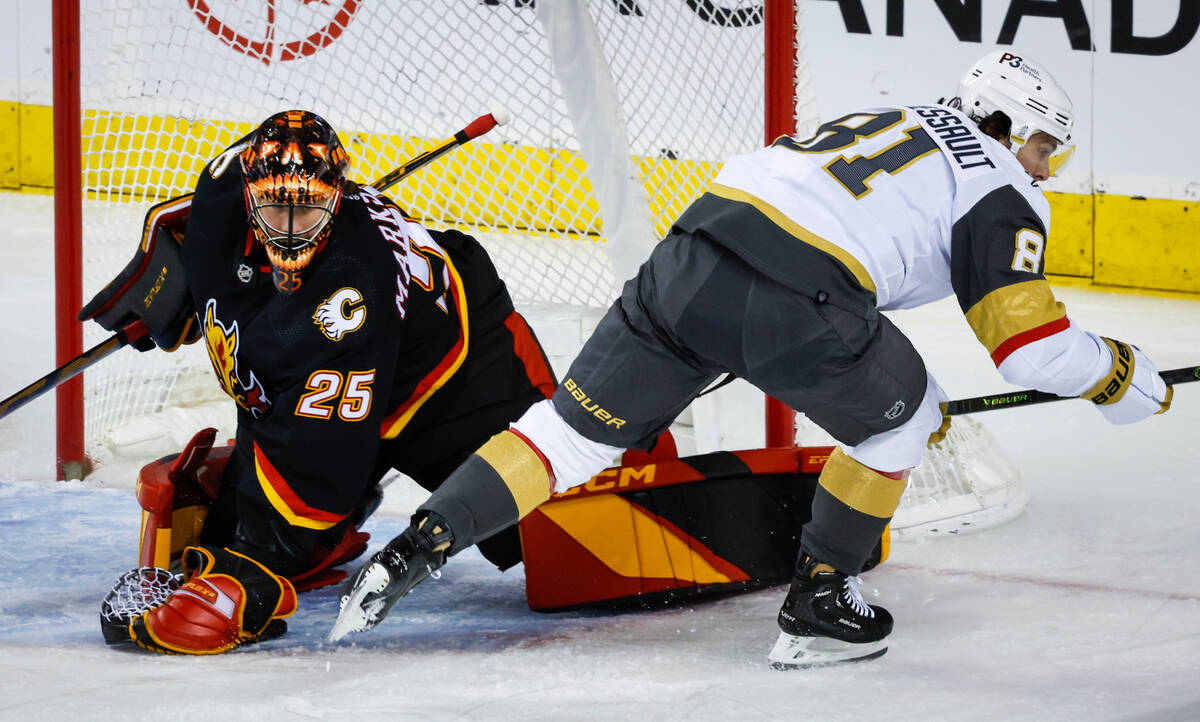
[[72, 2, 1021, 536], [76, 0, 777, 464]]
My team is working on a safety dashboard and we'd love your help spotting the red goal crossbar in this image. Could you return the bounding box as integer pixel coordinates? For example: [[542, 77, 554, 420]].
[[51, 0, 806, 477]]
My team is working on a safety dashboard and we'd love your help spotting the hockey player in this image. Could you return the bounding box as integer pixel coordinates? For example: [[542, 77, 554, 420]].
[[331, 51, 1176, 666], [83, 110, 556, 655]]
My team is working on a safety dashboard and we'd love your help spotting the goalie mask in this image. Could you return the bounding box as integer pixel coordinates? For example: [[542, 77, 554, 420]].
[[241, 110, 350, 293], [950, 51, 1076, 176]]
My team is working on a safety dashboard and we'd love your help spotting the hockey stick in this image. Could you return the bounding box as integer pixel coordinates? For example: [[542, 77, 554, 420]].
[[0, 320, 150, 422], [0, 107, 512, 424], [373, 104, 510, 193], [942, 365, 1199, 416]]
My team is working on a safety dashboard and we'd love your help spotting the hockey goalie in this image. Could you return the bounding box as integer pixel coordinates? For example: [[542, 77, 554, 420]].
[[86, 110, 557, 654]]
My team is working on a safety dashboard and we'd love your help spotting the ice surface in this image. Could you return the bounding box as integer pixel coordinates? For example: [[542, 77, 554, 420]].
[[2, 192, 1200, 721]]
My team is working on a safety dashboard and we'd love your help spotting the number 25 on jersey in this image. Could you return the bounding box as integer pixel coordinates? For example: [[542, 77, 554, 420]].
[[296, 370, 375, 421]]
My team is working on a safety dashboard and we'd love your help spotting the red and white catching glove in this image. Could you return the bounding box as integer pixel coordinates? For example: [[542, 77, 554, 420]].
[[103, 546, 297, 655]]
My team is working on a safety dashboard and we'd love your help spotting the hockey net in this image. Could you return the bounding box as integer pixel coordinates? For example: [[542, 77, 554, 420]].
[[60, 0, 1025, 534]]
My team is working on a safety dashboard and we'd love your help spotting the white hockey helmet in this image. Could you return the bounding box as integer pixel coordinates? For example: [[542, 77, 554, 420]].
[[952, 51, 1075, 175]]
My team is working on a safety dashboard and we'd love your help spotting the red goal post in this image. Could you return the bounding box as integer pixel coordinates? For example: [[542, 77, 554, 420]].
[[51, 0, 813, 477], [49, 0, 1026, 538]]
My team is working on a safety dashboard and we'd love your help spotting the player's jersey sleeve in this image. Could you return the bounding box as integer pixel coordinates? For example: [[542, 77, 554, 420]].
[[951, 185, 1109, 396]]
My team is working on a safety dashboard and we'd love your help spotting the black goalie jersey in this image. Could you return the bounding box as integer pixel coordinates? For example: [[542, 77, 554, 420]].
[[162, 152, 553, 569]]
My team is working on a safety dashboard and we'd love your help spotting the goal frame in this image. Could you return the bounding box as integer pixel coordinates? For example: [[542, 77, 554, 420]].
[[50, 0, 802, 478]]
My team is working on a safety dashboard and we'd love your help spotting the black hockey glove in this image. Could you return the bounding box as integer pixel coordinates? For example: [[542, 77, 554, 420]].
[[78, 201, 198, 352]]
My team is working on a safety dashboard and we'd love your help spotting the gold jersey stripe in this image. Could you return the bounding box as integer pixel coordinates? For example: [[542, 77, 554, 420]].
[[474, 431, 553, 518], [707, 183, 877, 295], [963, 279, 1068, 355], [818, 447, 907, 520]]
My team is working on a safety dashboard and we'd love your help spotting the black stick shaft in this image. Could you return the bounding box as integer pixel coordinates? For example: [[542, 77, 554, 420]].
[[943, 365, 1199, 416], [0, 320, 149, 421]]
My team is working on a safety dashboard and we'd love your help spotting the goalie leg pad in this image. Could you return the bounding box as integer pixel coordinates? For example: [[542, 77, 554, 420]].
[[127, 546, 297, 655], [136, 427, 233, 570]]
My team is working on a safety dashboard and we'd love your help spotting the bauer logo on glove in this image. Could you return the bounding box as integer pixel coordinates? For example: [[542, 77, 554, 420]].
[[78, 197, 200, 352]]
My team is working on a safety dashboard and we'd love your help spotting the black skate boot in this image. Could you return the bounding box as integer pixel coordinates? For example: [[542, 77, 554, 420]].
[[328, 512, 453, 642], [769, 554, 893, 669]]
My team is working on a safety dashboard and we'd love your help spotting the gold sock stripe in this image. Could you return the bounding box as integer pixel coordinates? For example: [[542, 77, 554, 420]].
[[818, 448, 908, 520], [474, 431, 553, 518], [1083, 337, 1134, 405]]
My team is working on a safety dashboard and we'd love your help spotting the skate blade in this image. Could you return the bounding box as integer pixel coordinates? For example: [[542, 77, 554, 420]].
[[327, 563, 391, 643], [767, 631, 888, 669]]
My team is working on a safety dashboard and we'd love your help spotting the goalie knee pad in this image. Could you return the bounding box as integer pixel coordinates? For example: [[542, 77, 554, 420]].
[[124, 546, 297, 655]]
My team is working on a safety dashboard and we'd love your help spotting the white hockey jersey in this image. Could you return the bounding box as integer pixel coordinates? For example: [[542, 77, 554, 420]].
[[673, 104, 1110, 397]]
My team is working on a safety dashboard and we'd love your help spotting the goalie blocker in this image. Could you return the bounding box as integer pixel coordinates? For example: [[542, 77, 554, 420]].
[[78, 196, 199, 351], [519, 435, 886, 612]]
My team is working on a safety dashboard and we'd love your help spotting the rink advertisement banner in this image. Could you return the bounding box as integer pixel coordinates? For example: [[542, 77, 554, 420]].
[[799, 0, 1198, 291], [0, 1, 1196, 293]]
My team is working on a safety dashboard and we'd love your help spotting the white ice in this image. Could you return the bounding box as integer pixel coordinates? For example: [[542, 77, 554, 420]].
[[2, 191, 1199, 721]]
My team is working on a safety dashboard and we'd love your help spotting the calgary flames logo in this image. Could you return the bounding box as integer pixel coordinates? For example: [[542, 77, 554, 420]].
[[313, 287, 366, 341], [203, 299, 272, 418]]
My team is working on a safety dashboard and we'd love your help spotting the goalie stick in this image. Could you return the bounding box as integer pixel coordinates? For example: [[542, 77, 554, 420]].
[[942, 365, 1199, 416], [0, 106, 511, 424], [0, 320, 149, 422]]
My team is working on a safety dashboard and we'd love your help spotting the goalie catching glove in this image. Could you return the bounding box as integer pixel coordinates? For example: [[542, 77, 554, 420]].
[[101, 545, 297, 655], [78, 196, 199, 351], [1085, 337, 1172, 425]]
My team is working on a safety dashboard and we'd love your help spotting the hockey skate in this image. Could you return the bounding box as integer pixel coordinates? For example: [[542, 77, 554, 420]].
[[328, 513, 452, 642], [768, 554, 893, 669]]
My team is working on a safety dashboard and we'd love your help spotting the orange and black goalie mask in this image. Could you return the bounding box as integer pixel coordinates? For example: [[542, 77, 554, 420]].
[[240, 110, 350, 294]]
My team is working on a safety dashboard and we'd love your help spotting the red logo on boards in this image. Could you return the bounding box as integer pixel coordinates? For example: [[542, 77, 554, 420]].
[[188, 0, 361, 65]]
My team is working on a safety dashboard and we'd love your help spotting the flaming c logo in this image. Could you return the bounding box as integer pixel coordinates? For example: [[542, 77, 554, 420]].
[[314, 287, 366, 341], [188, 0, 362, 66], [203, 299, 272, 418]]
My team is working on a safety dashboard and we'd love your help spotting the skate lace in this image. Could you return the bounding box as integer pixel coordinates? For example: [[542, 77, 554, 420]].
[[840, 575, 874, 618], [101, 567, 183, 621]]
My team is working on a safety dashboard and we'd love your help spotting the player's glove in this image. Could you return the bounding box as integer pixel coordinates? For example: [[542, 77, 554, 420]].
[[78, 198, 198, 351], [102, 545, 297, 655], [1083, 338, 1173, 425]]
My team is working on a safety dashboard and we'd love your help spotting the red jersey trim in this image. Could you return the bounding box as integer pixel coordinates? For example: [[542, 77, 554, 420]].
[[380, 251, 470, 439], [253, 442, 345, 530], [991, 316, 1072, 367]]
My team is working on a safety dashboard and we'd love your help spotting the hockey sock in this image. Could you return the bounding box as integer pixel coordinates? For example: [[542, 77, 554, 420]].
[[419, 429, 554, 555]]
